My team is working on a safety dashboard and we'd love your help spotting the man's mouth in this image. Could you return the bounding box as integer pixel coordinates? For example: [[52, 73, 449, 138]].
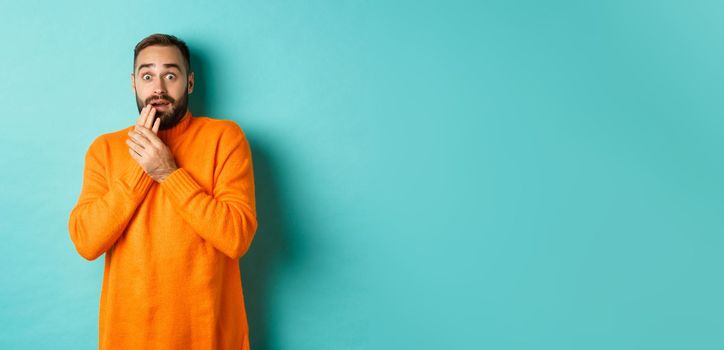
[[150, 100, 171, 110]]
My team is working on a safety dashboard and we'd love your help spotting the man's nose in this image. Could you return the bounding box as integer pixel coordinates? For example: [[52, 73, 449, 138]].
[[152, 77, 167, 94]]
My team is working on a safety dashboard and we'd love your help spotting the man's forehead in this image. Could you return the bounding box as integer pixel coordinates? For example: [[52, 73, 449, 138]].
[[135, 46, 185, 71]]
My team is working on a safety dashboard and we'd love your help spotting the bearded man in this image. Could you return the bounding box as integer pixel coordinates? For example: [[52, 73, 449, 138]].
[[68, 33, 258, 350]]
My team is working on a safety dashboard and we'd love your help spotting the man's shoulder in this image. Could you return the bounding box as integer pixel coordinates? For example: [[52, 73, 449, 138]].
[[84, 126, 133, 153], [195, 116, 244, 131], [101, 125, 134, 142], [194, 116, 248, 140]]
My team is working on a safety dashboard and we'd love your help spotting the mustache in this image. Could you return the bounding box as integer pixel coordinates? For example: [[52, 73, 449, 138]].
[[145, 95, 176, 105]]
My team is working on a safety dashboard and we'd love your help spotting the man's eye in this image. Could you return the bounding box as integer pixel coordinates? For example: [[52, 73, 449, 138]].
[[166, 74, 176, 80], [142, 74, 152, 80]]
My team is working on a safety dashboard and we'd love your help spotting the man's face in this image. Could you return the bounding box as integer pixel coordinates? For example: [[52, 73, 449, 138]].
[[131, 45, 194, 130]]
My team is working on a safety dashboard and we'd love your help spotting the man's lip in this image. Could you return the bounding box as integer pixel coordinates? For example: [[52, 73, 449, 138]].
[[150, 100, 170, 105]]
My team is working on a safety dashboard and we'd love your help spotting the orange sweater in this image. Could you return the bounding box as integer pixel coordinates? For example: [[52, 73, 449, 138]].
[[68, 111, 258, 350]]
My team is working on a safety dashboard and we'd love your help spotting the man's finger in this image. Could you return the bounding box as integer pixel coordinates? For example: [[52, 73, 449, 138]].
[[136, 105, 150, 127], [137, 104, 153, 129], [125, 138, 145, 157], [152, 117, 160, 134], [128, 145, 141, 159], [134, 126, 165, 148], [135, 105, 146, 125], [126, 132, 147, 148], [128, 130, 151, 148], [145, 107, 156, 129]]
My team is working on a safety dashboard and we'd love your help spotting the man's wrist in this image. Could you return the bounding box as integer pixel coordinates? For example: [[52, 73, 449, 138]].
[[156, 166, 179, 183]]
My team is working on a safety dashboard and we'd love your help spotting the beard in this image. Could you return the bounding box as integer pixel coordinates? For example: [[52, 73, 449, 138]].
[[135, 89, 189, 130]]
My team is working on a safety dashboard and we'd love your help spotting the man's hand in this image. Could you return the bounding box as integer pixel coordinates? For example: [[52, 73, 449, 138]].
[[125, 105, 179, 182]]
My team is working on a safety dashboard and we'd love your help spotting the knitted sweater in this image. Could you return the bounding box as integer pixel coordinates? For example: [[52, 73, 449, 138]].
[[68, 111, 258, 349]]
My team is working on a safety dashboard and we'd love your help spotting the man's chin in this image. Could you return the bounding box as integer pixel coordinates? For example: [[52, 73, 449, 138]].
[[157, 109, 187, 130], [156, 112, 171, 121], [156, 113, 173, 127]]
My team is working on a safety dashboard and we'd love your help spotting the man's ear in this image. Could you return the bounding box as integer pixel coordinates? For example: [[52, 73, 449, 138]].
[[187, 71, 194, 95], [130, 73, 136, 91]]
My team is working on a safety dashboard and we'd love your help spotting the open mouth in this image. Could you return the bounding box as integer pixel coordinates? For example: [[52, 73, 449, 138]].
[[150, 100, 171, 110]]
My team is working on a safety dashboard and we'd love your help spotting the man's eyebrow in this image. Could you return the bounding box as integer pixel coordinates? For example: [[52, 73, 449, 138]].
[[136, 63, 183, 72]]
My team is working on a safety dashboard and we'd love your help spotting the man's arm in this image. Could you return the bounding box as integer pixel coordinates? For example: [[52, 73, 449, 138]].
[[68, 137, 155, 261], [68, 109, 158, 261], [159, 123, 258, 260]]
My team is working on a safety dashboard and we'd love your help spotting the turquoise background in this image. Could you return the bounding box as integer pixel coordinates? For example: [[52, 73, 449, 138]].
[[1, 0, 722, 348]]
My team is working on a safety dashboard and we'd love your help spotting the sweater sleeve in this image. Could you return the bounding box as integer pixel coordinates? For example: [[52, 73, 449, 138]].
[[68, 136, 155, 261], [159, 124, 258, 260]]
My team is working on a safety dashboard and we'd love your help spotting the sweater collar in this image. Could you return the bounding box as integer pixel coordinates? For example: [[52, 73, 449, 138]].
[[158, 110, 193, 142]]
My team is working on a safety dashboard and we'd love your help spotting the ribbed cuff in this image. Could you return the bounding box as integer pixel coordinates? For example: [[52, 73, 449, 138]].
[[159, 167, 203, 203], [117, 162, 154, 197]]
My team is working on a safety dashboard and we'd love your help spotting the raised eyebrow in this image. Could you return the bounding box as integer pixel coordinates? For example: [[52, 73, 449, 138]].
[[137, 63, 182, 73], [162, 64, 182, 71], [137, 63, 153, 72]]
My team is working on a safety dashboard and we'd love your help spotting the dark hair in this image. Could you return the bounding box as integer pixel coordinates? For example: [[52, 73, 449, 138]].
[[133, 33, 191, 74]]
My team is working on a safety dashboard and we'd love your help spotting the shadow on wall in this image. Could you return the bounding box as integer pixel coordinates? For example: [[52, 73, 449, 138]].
[[189, 50, 209, 116], [240, 141, 293, 350], [189, 46, 299, 350]]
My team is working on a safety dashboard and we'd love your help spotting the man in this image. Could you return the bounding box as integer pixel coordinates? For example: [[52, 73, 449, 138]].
[[68, 33, 258, 350]]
